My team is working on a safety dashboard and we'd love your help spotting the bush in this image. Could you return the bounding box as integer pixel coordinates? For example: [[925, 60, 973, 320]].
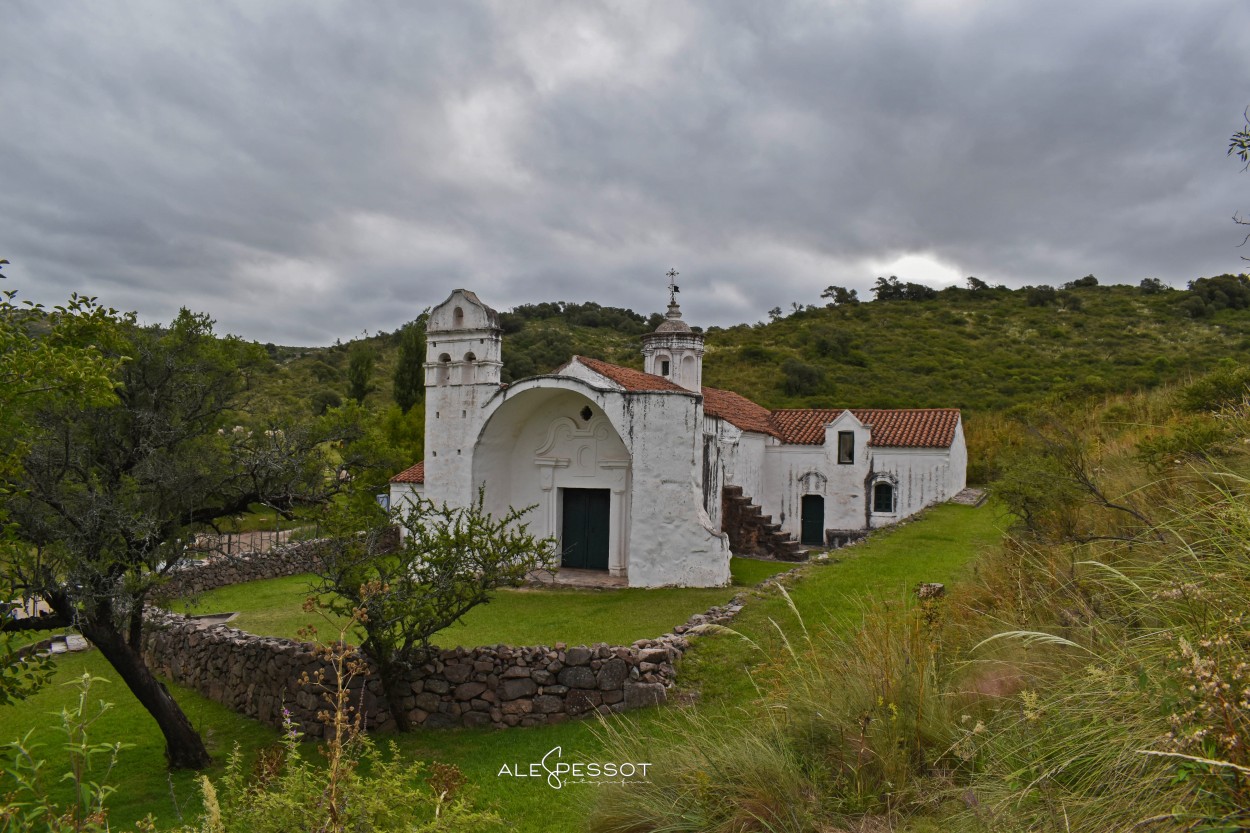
[[175, 638, 501, 833], [781, 359, 824, 396]]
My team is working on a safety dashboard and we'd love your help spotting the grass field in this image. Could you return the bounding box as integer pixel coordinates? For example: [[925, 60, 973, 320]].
[[172, 557, 793, 647], [0, 505, 1003, 831]]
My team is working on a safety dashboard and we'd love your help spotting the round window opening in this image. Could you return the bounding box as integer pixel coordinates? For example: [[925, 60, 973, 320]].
[[579, 406, 593, 422]]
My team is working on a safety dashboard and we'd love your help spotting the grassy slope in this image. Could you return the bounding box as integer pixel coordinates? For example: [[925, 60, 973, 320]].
[[176, 557, 792, 647], [249, 284, 1250, 424], [0, 507, 999, 831]]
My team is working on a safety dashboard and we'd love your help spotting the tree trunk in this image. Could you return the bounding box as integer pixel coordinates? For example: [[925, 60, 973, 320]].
[[76, 617, 212, 770], [376, 658, 413, 732]]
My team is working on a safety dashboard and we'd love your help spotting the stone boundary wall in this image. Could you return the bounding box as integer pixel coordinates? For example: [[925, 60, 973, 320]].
[[155, 529, 399, 600], [141, 600, 742, 735]]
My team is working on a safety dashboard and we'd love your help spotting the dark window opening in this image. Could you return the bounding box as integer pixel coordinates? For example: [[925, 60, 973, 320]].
[[837, 431, 855, 464], [660, 359, 670, 376], [873, 482, 895, 513], [580, 406, 593, 422]]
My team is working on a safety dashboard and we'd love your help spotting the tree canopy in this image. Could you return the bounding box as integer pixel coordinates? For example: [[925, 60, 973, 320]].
[[2, 306, 339, 768]]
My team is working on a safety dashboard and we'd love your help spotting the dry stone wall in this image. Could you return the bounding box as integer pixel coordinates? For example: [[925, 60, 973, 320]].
[[155, 529, 399, 600], [142, 600, 741, 735]]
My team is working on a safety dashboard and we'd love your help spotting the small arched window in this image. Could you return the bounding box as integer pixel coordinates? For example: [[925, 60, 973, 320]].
[[436, 353, 451, 385], [464, 352, 476, 362], [452, 307, 464, 328], [872, 482, 895, 514], [438, 352, 452, 363]]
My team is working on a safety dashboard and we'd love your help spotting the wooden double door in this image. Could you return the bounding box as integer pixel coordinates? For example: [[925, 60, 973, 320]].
[[561, 488, 611, 570]]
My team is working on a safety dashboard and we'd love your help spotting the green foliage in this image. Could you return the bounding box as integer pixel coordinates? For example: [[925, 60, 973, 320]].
[[3, 308, 340, 769], [390, 321, 425, 414], [1063, 273, 1099, 289], [309, 389, 342, 415], [1024, 284, 1057, 306], [871, 275, 937, 301], [1175, 362, 1250, 412], [0, 674, 132, 833], [312, 491, 557, 728], [820, 285, 859, 306], [346, 344, 375, 405], [1181, 273, 1250, 317], [780, 358, 824, 396]]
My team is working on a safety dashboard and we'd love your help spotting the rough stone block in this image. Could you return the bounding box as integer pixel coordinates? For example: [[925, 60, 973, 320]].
[[624, 682, 667, 710], [565, 688, 602, 716], [564, 647, 593, 666], [557, 666, 596, 690], [501, 677, 538, 700], [443, 663, 473, 684], [453, 681, 487, 701], [596, 658, 629, 690], [532, 694, 563, 714], [501, 699, 534, 716]]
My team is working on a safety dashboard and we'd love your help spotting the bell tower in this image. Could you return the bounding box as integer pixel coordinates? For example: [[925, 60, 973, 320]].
[[423, 289, 502, 508], [641, 269, 704, 393]]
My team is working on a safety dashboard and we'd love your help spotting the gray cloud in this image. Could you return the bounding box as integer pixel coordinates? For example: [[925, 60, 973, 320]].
[[3, 0, 1248, 343]]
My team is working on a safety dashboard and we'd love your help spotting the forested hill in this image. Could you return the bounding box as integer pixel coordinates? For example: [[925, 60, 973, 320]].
[[253, 275, 1250, 418]]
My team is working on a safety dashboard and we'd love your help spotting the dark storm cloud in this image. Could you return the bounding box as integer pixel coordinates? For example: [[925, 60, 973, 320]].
[[2, 0, 1247, 343]]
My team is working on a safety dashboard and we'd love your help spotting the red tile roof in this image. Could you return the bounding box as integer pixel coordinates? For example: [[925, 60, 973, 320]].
[[702, 386, 781, 437], [390, 461, 425, 483], [571, 356, 688, 393], [771, 408, 960, 448]]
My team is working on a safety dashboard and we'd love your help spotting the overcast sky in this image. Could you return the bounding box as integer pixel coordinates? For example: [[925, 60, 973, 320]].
[[3, 1, 1248, 344]]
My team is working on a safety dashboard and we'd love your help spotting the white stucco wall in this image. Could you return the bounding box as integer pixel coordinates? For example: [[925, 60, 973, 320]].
[[748, 410, 967, 541], [473, 377, 729, 588], [388, 482, 425, 515]]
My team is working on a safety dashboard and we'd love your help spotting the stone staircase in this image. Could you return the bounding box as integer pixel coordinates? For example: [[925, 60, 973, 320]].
[[721, 485, 806, 561]]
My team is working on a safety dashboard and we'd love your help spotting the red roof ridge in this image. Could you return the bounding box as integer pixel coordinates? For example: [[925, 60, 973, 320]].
[[769, 407, 960, 448], [390, 461, 425, 483], [569, 356, 688, 393]]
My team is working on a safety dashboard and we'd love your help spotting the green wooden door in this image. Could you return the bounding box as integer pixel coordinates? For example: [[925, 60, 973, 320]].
[[561, 488, 611, 570], [800, 494, 825, 546]]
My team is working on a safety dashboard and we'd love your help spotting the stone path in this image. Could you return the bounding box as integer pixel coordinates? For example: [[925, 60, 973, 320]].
[[950, 487, 988, 507], [526, 568, 628, 589]]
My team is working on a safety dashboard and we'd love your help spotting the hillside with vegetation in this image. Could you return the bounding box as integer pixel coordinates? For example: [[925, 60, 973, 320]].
[[244, 275, 1250, 466]]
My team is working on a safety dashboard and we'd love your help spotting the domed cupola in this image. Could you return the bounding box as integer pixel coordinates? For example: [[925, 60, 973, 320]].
[[641, 269, 704, 393]]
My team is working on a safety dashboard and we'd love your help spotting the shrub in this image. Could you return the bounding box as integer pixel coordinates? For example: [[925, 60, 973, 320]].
[[175, 636, 501, 833]]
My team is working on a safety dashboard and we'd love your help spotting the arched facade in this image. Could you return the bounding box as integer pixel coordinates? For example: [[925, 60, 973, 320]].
[[473, 384, 632, 577]]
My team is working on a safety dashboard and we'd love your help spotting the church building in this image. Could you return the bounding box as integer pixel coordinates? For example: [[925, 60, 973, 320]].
[[389, 287, 967, 588]]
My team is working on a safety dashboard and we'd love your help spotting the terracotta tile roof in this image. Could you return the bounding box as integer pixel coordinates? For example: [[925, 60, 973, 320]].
[[571, 356, 688, 393], [390, 461, 425, 483], [702, 386, 781, 437], [771, 408, 960, 448]]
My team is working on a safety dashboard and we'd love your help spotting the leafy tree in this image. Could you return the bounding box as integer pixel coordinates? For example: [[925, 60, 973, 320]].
[[820, 285, 859, 306], [312, 491, 556, 731], [2, 309, 338, 769], [391, 319, 426, 414], [1139, 277, 1168, 294], [781, 358, 824, 396], [966, 276, 989, 292], [1063, 274, 1099, 289], [1024, 285, 1057, 307], [871, 276, 937, 302], [0, 265, 118, 707], [347, 343, 376, 405]]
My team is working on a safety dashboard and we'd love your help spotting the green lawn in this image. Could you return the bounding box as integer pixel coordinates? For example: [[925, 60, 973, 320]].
[[0, 505, 1002, 831], [175, 556, 792, 648]]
